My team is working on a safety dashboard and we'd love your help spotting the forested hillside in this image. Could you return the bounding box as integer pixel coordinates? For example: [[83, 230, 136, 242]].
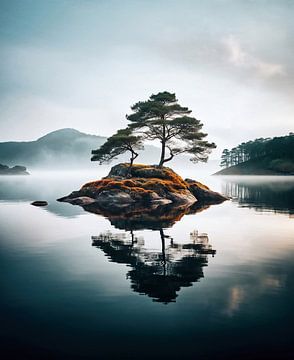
[[215, 134, 294, 175]]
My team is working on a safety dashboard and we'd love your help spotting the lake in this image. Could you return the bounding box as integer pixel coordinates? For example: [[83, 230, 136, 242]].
[[0, 171, 293, 359]]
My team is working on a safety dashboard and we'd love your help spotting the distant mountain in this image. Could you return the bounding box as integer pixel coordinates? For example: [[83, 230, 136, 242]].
[[0, 164, 29, 175], [0, 129, 106, 169], [0, 128, 165, 169], [0, 128, 219, 172]]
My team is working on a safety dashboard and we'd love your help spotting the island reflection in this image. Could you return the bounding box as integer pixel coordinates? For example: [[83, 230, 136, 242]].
[[92, 229, 215, 303], [84, 201, 211, 230]]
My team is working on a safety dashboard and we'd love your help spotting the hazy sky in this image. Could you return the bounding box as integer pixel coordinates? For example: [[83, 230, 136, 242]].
[[0, 0, 293, 156]]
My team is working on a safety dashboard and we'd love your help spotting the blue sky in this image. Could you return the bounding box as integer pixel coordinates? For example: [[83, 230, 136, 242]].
[[0, 0, 293, 156]]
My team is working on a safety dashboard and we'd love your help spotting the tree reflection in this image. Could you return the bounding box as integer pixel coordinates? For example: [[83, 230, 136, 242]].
[[92, 229, 216, 303], [222, 179, 294, 215]]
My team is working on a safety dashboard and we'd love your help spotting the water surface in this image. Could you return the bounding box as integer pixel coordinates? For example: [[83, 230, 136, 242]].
[[0, 172, 293, 359]]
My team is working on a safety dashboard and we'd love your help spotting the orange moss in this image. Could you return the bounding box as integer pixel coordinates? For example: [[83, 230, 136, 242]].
[[122, 180, 137, 187], [162, 169, 187, 185], [127, 163, 146, 168], [187, 181, 210, 190], [138, 178, 187, 193], [82, 176, 190, 200], [82, 178, 155, 197], [82, 179, 113, 188], [82, 164, 192, 197]]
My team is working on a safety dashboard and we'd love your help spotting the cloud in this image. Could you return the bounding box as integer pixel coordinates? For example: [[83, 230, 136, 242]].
[[223, 35, 285, 78], [0, 0, 293, 148]]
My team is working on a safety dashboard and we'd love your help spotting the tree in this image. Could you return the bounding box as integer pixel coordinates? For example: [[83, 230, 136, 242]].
[[220, 149, 230, 168], [219, 133, 294, 170], [91, 128, 143, 167], [126, 91, 216, 167]]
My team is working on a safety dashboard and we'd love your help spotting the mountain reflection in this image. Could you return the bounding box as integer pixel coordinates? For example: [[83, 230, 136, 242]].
[[92, 229, 215, 303], [222, 178, 294, 215]]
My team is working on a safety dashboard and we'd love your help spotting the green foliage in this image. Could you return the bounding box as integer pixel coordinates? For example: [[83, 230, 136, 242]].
[[220, 149, 230, 168], [126, 91, 216, 166], [220, 133, 294, 168], [91, 128, 143, 165]]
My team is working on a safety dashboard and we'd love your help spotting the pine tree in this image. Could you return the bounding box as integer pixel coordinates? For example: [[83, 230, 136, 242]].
[[91, 128, 143, 167], [126, 91, 216, 167]]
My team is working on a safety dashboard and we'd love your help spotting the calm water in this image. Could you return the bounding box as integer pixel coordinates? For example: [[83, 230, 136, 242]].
[[0, 172, 293, 359]]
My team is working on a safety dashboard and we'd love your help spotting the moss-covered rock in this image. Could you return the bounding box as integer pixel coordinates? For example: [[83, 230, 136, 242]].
[[58, 163, 227, 210], [185, 178, 228, 204]]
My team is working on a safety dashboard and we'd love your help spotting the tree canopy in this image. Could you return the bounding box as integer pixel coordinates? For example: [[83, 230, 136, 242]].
[[91, 91, 216, 168], [91, 128, 143, 166], [220, 133, 294, 168], [126, 91, 216, 166]]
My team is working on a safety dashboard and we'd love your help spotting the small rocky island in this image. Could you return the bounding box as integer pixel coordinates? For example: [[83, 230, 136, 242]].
[[0, 164, 29, 175], [58, 163, 227, 214]]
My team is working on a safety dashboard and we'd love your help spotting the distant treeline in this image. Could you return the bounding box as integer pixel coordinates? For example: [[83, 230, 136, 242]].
[[220, 133, 294, 168]]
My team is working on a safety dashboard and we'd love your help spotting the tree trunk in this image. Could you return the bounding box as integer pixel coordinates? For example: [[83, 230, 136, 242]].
[[159, 229, 166, 276], [159, 140, 166, 167], [160, 146, 174, 166], [130, 150, 138, 166], [127, 150, 138, 177], [158, 121, 166, 167]]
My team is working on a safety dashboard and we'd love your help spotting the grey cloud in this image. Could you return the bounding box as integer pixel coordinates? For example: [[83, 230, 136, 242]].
[[0, 0, 293, 152]]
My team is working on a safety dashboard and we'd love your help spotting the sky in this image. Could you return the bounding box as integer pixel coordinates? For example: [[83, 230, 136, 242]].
[[0, 0, 293, 157]]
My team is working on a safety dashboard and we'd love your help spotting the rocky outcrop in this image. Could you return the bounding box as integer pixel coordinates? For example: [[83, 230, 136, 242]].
[[31, 201, 48, 206], [185, 178, 228, 204], [0, 164, 29, 175], [58, 163, 228, 212]]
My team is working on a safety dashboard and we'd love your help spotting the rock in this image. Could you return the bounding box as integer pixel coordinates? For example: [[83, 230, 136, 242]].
[[31, 201, 48, 206], [10, 166, 28, 174], [166, 190, 196, 204], [63, 196, 96, 206], [0, 164, 9, 171], [57, 163, 227, 211], [107, 163, 186, 183], [185, 178, 229, 204]]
